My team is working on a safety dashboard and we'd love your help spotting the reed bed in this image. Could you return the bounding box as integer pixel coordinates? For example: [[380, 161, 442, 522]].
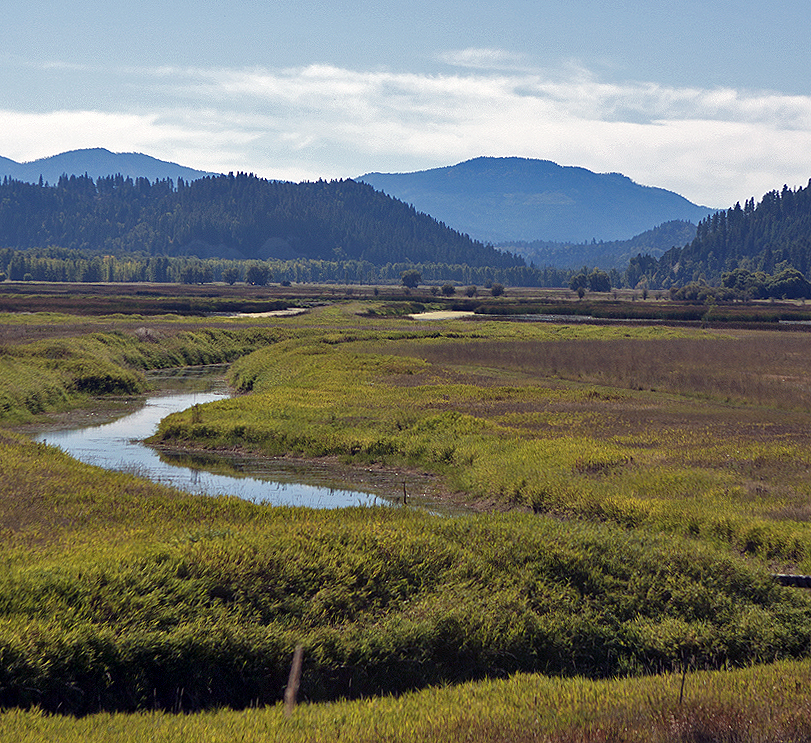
[[3, 301, 811, 737], [403, 330, 811, 411], [4, 659, 811, 742]]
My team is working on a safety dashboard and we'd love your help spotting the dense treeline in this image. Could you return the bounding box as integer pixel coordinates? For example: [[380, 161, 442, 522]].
[[628, 180, 811, 289], [0, 173, 523, 269], [0, 247, 579, 287]]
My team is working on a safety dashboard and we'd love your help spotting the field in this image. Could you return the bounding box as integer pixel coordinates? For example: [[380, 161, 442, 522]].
[[1, 285, 811, 740]]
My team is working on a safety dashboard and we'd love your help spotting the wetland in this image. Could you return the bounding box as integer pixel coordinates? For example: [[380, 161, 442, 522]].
[[2, 288, 811, 740]]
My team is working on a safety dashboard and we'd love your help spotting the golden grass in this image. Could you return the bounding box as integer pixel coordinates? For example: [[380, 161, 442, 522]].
[[4, 300, 811, 737], [4, 659, 811, 742]]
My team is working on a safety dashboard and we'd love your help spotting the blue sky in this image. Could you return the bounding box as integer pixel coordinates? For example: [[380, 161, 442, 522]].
[[2, 0, 810, 207]]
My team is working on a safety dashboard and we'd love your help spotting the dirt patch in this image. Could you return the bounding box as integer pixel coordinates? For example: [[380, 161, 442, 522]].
[[409, 311, 476, 321]]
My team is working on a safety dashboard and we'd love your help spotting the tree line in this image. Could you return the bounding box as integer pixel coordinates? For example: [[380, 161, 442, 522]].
[[0, 172, 524, 269], [626, 180, 811, 290], [0, 247, 586, 288]]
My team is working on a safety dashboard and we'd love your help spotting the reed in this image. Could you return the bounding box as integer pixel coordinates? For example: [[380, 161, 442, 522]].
[[4, 299, 811, 736]]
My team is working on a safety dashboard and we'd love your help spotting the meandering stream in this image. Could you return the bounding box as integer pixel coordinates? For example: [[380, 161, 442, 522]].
[[32, 366, 458, 511]]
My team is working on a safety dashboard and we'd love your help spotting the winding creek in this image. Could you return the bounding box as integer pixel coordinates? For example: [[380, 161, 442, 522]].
[[32, 366, 459, 512]]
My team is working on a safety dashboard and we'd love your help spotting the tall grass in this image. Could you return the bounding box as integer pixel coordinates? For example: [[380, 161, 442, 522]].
[[154, 326, 811, 567], [1, 429, 810, 713], [4, 659, 811, 742], [404, 331, 811, 410], [0, 324, 295, 422]]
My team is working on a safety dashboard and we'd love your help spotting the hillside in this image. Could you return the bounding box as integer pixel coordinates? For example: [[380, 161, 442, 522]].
[[637, 181, 811, 288], [500, 220, 698, 270], [358, 157, 716, 243], [0, 148, 212, 186], [0, 172, 523, 268]]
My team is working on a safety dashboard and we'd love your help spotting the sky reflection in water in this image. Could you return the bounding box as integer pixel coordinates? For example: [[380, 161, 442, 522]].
[[35, 385, 386, 509]]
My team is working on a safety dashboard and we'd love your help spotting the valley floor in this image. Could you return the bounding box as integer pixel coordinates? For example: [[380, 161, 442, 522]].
[[1, 293, 811, 740]]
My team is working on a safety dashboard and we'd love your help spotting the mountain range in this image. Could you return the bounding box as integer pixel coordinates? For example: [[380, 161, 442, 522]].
[[359, 157, 717, 244], [503, 220, 699, 270], [2, 148, 809, 290], [0, 149, 212, 186], [2, 150, 717, 248]]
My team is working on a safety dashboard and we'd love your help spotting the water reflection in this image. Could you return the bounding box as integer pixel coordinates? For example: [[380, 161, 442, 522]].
[[34, 369, 389, 509]]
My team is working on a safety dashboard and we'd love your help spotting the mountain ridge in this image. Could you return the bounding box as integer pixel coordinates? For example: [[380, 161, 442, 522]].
[[358, 157, 717, 244], [0, 171, 522, 268], [0, 148, 213, 186]]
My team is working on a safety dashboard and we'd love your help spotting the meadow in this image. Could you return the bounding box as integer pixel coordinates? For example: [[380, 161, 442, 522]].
[[1, 290, 811, 740], [157, 317, 811, 569]]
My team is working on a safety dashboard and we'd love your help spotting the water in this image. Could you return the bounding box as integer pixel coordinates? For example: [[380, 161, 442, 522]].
[[33, 369, 396, 509]]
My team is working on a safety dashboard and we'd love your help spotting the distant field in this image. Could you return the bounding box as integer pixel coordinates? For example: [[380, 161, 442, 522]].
[[2, 289, 811, 739]]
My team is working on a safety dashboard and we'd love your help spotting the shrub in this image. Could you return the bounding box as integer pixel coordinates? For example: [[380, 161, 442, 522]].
[[401, 270, 421, 289]]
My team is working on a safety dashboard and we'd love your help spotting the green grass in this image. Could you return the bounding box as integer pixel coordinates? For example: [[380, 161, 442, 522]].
[[152, 322, 811, 568], [0, 321, 296, 422], [0, 429, 809, 714], [4, 659, 811, 742], [4, 300, 811, 736]]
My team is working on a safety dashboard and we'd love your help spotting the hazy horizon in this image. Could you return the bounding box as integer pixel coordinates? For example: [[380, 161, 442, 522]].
[[2, 1, 810, 208]]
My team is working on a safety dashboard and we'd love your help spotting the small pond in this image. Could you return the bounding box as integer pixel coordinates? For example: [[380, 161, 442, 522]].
[[33, 366, 458, 512]]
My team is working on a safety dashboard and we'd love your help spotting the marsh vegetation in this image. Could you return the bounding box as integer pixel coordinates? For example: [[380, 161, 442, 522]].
[[1, 291, 811, 740]]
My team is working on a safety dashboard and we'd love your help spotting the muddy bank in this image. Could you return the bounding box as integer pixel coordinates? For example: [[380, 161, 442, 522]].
[[150, 442, 482, 515]]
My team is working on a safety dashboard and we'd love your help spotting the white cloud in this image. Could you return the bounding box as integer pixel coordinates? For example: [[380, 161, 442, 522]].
[[2, 61, 811, 207], [0, 109, 260, 170], [437, 47, 531, 70]]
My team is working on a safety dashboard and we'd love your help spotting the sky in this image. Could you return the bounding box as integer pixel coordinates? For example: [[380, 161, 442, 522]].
[[2, 0, 810, 208]]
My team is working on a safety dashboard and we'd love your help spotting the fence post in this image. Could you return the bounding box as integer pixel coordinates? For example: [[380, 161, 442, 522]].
[[284, 644, 304, 718]]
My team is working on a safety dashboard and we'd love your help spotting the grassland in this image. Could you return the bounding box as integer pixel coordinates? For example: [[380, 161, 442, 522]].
[[4, 424, 807, 716], [155, 316, 811, 570], [2, 291, 811, 740], [5, 660, 811, 742]]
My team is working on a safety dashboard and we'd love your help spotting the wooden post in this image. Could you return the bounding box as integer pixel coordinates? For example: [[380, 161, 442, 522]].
[[402, 480, 407, 505], [284, 644, 304, 718], [678, 655, 688, 705]]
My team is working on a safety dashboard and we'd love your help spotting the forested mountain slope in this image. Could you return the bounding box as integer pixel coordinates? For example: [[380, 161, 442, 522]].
[[359, 157, 716, 243], [0, 172, 522, 268], [638, 181, 811, 287]]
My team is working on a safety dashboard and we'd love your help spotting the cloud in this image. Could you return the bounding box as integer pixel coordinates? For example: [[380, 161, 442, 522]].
[[2, 61, 811, 207], [0, 109, 261, 175], [437, 47, 531, 70]]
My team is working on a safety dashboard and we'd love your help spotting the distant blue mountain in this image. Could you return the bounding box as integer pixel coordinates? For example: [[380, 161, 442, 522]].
[[0, 148, 214, 185], [359, 157, 717, 244], [501, 220, 699, 270]]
